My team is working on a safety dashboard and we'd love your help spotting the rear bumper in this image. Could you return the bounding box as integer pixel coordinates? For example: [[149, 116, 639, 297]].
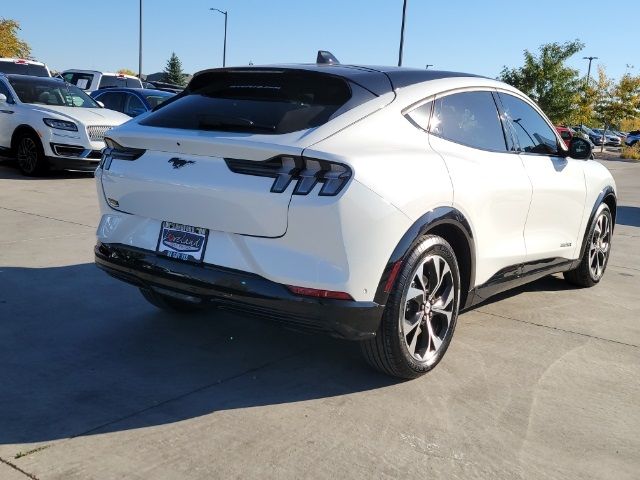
[[95, 242, 384, 340]]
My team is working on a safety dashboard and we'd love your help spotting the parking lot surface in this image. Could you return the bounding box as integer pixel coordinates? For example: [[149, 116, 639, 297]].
[[0, 156, 638, 480]]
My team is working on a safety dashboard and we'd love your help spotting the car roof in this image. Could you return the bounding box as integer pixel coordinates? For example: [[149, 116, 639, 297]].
[[189, 64, 486, 97], [62, 69, 139, 79], [3, 74, 62, 83], [92, 87, 174, 95]]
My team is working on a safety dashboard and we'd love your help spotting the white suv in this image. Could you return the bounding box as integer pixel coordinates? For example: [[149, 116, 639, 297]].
[[0, 74, 130, 175], [0, 58, 51, 77], [60, 70, 143, 92], [94, 65, 616, 379]]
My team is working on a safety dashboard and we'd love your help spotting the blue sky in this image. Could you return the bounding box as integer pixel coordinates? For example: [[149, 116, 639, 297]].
[[4, 0, 637, 80]]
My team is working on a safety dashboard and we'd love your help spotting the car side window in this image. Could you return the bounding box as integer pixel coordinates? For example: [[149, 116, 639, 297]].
[[430, 91, 507, 151], [96, 92, 125, 113], [124, 94, 146, 117], [405, 100, 433, 131], [497, 93, 560, 156]]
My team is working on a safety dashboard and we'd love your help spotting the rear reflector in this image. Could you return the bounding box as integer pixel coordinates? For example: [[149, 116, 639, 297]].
[[383, 260, 403, 293], [287, 285, 353, 301]]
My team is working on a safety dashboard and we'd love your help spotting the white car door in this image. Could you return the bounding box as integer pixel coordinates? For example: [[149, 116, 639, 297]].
[[426, 90, 532, 287], [497, 92, 586, 263]]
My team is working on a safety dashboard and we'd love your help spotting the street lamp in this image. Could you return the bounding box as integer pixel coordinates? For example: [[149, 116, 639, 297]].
[[583, 56, 598, 86], [398, 0, 408, 66], [425, 64, 433, 70], [138, 0, 143, 78], [210, 7, 228, 67]]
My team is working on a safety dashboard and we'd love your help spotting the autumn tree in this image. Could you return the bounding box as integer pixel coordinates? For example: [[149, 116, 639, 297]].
[[593, 67, 640, 129], [499, 40, 584, 124], [117, 68, 137, 77], [0, 18, 31, 58]]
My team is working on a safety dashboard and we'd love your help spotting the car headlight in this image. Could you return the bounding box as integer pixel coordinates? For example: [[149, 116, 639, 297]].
[[43, 118, 78, 131]]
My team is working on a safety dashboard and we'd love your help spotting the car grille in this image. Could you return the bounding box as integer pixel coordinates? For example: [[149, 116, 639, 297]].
[[86, 125, 112, 142]]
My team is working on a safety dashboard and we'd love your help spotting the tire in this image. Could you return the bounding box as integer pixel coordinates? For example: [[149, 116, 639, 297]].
[[140, 288, 201, 313], [564, 203, 612, 288], [361, 235, 461, 379], [16, 132, 48, 176]]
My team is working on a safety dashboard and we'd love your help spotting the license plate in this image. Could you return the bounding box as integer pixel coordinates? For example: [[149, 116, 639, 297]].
[[157, 222, 209, 262]]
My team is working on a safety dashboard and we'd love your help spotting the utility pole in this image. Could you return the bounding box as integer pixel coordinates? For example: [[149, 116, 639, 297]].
[[398, 0, 408, 67], [138, 0, 143, 79], [425, 64, 433, 70], [583, 56, 598, 87]]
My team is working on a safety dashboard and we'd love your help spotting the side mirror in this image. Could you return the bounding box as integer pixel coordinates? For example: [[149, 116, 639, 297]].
[[0, 93, 6, 104], [569, 137, 592, 160], [96, 100, 105, 108]]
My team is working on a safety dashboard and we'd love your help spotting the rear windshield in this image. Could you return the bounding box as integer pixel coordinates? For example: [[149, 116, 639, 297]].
[[140, 70, 354, 134], [0, 61, 49, 77], [62, 72, 95, 90], [99, 75, 143, 89]]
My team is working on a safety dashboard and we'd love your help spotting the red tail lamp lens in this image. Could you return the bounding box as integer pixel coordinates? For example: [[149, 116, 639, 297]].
[[287, 285, 353, 300]]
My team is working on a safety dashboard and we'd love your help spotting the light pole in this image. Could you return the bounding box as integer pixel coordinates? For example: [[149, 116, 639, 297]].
[[138, 0, 143, 79], [425, 64, 433, 70], [398, 0, 408, 67], [210, 7, 228, 67], [583, 56, 598, 87]]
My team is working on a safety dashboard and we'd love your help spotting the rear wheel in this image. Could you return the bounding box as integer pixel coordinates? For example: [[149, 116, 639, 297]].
[[16, 133, 48, 176], [564, 204, 612, 287], [361, 235, 460, 379], [140, 288, 201, 313]]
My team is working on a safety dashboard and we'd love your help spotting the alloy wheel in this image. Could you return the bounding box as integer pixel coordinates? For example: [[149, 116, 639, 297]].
[[401, 254, 455, 365], [17, 137, 38, 174], [589, 211, 611, 280]]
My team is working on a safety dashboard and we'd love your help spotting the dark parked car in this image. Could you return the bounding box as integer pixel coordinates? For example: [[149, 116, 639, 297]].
[[90, 88, 175, 117], [572, 125, 604, 146]]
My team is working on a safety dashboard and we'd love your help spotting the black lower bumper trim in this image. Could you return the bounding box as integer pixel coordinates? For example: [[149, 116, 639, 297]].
[[95, 243, 383, 340], [47, 156, 100, 171]]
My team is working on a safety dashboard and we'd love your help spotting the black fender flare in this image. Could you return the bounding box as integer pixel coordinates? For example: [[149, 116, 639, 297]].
[[576, 186, 617, 265], [373, 206, 476, 308]]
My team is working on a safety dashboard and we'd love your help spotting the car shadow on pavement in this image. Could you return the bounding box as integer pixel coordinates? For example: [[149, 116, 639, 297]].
[[0, 160, 95, 180], [467, 274, 573, 309], [616, 205, 640, 228], [0, 263, 398, 446]]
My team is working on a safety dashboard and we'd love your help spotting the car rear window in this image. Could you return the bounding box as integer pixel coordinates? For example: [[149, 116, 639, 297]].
[[99, 75, 143, 89], [0, 61, 49, 77], [139, 70, 355, 134], [62, 72, 95, 90]]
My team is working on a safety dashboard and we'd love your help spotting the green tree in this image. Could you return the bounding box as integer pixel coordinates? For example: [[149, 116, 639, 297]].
[[499, 40, 584, 124], [163, 52, 186, 86], [0, 18, 31, 58]]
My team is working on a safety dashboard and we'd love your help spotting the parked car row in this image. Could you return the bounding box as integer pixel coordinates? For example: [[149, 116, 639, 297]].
[[0, 58, 177, 175]]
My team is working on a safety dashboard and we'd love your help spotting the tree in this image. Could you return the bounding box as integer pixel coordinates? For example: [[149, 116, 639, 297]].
[[117, 68, 137, 77], [163, 52, 186, 86], [594, 68, 640, 129], [0, 18, 31, 58], [499, 40, 584, 124]]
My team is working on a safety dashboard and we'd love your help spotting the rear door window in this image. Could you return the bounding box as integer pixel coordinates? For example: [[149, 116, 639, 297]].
[[139, 70, 357, 134], [95, 92, 125, 112], [62, 72, 95, 90], [430, 91, 507, 151]]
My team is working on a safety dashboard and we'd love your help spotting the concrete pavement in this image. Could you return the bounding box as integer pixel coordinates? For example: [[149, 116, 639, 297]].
[[0, 157, 638, 479]]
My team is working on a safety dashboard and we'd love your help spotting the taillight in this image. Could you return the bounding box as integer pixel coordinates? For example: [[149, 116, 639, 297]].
[[225, 155, 352, 196], [287, 285, 354, 300], [100, 137, 145, 170]]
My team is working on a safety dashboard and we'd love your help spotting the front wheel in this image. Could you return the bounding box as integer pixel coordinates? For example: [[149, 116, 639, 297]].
[[564, 203, 613, 287], [16, 133, 48, 176], [361, 235, 460, 379]]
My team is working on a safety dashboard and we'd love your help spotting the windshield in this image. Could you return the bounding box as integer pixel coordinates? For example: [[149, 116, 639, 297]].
[[142, 90, 175, 108], [8, 77, 100, 108]]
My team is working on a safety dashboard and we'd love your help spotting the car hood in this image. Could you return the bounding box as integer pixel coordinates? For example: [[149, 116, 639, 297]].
[[31, 105, 130, 126]]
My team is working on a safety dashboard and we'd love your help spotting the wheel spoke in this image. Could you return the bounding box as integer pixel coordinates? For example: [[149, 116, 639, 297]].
[[406, 286, 424, 305], [403, 311, 422, 336], [407, 323, 422, 356]]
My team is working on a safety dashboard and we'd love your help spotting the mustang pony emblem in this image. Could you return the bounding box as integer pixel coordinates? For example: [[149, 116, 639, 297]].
[[168, 158, 195, 169]]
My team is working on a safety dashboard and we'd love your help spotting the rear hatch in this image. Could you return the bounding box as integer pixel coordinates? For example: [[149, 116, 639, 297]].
[[101, 68, 380, 237]]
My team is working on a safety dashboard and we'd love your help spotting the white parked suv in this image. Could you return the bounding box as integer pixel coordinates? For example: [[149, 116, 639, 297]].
[[94, 65, 617, 379], [60, 69, 143, 92], [0, 74, 130, 175]]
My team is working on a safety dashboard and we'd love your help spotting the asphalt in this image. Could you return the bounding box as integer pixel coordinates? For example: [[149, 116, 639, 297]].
[[0, 155, 638, 480]]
